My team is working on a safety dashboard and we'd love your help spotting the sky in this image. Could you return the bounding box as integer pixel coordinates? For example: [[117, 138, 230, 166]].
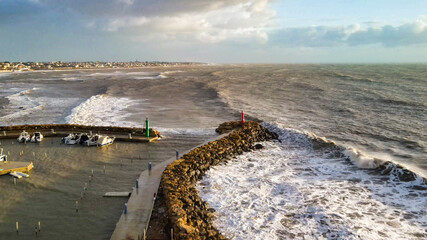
[[0, 0, 427, 63]]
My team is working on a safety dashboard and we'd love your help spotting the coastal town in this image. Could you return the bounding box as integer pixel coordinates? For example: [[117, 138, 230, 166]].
[[0, 61, 202, 72]]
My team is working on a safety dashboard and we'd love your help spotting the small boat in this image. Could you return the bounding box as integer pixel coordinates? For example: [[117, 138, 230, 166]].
[[31, 132, 43, 142], [78, 133, 91, 145], [84, 134, 115, 146], [0, 148, 7, 163], [17, 131, 31, 143], [10, 172, 22, 178], [62, 133, 81, 145], [16, 172, 29, 178]]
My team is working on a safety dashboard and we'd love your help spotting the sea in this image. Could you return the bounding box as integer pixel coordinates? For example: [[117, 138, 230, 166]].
[[0, 64, 426, 239]]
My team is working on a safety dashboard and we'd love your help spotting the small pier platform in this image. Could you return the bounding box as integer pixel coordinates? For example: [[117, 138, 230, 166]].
[[104, 192, 131, 197], [0, 161, 33, 175]]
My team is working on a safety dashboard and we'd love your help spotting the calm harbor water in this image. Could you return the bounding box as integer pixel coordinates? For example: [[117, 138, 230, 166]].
[[0, 134, 215, 239]]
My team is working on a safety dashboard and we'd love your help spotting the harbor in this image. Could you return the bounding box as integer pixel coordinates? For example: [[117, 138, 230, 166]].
[[0, 161, 33, 176], [0, 124, 217, 240]]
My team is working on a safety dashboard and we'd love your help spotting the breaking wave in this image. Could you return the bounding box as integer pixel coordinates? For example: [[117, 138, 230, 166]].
[[65, 94, 142, 127], [197, 122, 427, 240]]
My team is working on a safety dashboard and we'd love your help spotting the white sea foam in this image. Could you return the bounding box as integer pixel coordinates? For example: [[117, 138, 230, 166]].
[[65, 94, 142, 127], [0, 88, 80, 125], [197, 124, 427, 240], [156, 127, 215, 136]]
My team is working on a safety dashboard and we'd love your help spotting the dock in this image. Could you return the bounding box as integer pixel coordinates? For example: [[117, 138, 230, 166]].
[[110, 133, 228, 240], [104, 192, 132, 197], [0, 124, 161, 143], [0, 161, 33, 175]]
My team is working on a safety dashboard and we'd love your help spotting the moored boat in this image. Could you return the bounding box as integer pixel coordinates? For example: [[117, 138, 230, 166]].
[[62, 133, 83, 145], [84, 134, 115, 146], [17, 131, 31, 143], [0, 148, 7, 163], [31, 132, 44, 142]]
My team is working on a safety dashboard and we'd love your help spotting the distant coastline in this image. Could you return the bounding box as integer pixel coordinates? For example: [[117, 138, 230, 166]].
[[0, 61, 205, 72]]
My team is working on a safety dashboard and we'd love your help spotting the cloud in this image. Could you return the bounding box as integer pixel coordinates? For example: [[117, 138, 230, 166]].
[[272, 17, 427, 48], [36, 0, 275, 43]]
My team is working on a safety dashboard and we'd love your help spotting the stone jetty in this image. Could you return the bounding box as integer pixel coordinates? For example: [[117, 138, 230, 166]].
[[161, 121, 277, 240]]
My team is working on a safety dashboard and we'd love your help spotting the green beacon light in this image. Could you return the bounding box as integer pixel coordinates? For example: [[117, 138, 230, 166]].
[[146, 118, 149, 138]]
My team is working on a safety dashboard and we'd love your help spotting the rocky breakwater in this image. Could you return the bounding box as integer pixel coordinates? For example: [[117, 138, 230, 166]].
[[161, 121, 277, 240]]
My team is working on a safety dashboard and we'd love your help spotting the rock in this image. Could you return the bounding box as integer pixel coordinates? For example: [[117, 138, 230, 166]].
[[161, 121, 277, 240], [254, 143, 264, 150]]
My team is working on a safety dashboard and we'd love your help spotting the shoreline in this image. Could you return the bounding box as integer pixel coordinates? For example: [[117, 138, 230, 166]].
[[0, 64, 208, 75]]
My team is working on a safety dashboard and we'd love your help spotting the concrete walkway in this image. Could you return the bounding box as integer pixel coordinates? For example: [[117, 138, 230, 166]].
[[110, 156, 174, 240], [110, 133, 228, 240]]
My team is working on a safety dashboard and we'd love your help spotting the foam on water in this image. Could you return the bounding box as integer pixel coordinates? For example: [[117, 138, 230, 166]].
[[0, 88, 80, 124], [65, 94, 143, 127], [197, 123, 427, 240], [156, 127, 216, 136]]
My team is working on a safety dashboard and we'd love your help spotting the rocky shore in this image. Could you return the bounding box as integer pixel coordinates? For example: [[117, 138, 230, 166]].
[[161, 121, 277, 239]]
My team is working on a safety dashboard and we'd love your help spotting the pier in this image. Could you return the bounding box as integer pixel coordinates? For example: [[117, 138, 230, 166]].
[[0, 161, 33, 176], [110, 133, 228, 240], [0, 124, 161, 143]]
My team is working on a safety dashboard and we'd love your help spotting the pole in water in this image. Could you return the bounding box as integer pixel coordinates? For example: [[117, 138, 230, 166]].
[[136, 179, 139, 189], [145, 118, 149, 138], [124, 203, 128, 214], [91, 169, 94, 176], [76, 201, 79, 212], [241, 110, 245, 125], [103, 165, 106, 174], [38, 221, 41, 232], [176, 151, 179, 160], [148, 162, 152, 170], [16, 221, 19, 233]]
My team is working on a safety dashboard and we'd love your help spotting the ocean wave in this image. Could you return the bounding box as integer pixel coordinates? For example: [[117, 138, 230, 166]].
[[198, 123, 427, 239], [65, 94, 142, 127]]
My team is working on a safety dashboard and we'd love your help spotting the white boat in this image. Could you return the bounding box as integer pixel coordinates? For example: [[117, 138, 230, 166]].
[[10, 172, 22, 178], [17, 131, 31, 143], [31, 132, 43, 142], [62, 133, 81, 145], [0, 148, 7, 163], [84, 134, 115, 146], [78, 133, 91, 145], [16, 172, 29, 178]]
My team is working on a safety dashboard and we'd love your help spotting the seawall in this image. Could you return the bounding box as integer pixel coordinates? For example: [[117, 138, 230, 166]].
[[161, 121, 277, 239]]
